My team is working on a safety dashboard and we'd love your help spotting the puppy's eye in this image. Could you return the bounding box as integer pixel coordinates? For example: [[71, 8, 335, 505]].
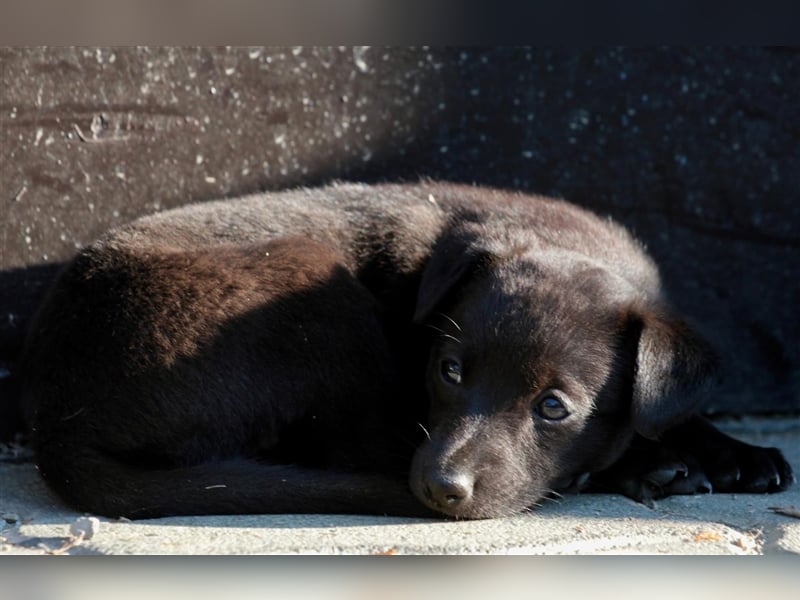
[[440, 359, 462, 385], [535, 393, 570, 421]]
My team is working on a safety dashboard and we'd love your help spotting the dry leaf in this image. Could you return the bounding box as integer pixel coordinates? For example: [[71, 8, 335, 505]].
[[768, 505, 800, 519], [693, 530, 724, 542]]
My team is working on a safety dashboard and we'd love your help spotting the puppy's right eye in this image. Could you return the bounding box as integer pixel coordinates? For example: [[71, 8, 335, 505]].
[[440, 359, 462, 385], [534, 392, 570, 421]]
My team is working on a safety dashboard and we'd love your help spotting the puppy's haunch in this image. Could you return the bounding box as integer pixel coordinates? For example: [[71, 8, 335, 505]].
[[18, 182, 793, 519]]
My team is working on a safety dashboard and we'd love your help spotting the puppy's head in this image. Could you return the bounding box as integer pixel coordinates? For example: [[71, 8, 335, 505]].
[[409, 224, 716, 519]]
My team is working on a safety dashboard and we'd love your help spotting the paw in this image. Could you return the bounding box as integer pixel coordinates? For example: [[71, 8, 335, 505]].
[[591, 431, 795, 506], [699, 442, 794, 493], [663, 418, 796, 495], [586, 440, 714, 506]]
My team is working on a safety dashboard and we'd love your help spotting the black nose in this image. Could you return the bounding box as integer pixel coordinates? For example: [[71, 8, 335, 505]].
[[423, 471, 474, 509]]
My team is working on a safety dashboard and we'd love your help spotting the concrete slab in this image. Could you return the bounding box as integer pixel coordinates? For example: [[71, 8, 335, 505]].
[[2, 416, 798, 555]]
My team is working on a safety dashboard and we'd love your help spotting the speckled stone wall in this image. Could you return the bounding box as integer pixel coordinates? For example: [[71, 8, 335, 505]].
[[1, 47, 798, 413]]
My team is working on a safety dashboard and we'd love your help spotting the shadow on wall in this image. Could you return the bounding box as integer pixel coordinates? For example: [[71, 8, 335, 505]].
[[1, 47, 798, 413]]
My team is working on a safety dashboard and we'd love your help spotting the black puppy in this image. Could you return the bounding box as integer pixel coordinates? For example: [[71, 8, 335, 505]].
[[17, 182, 793, 519]]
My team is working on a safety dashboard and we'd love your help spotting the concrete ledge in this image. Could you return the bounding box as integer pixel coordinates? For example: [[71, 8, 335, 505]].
[[2, 417, 797, 555]]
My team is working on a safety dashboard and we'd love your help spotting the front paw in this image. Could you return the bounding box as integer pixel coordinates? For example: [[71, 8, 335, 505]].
[[661, 417, 796, 494], [589, 439, 714, 506], [592, 420, 796, 506], [700, 442, 794, 493]]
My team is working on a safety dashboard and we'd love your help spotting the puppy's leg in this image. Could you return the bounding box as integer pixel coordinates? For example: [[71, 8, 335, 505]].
[[659, 417, 794, 493], [589, 416, 794, 505]]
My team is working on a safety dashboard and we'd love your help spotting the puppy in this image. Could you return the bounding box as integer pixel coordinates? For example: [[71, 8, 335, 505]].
[[17, 182, 793, 519]]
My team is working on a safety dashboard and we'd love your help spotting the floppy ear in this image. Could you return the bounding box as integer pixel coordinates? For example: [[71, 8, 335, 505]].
[[413, 227, 495, 324], [629, 305, 718, 439]]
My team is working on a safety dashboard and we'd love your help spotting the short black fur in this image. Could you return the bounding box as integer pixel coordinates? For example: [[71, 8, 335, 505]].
[[13, 182, 793, 519]]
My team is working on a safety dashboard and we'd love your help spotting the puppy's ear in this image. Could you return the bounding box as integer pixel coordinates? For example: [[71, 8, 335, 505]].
[[628, 305, 718, 439], [413, 227, 495, 324]]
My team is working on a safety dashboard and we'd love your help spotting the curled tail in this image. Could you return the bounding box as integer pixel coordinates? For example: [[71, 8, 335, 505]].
[[36, 440, 433, 520]]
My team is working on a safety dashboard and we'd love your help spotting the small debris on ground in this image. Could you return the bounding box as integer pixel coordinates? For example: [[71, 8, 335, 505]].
[[693, 530, 724, 542], [1, 512, 20, 525], [69, 516, 101, 540]]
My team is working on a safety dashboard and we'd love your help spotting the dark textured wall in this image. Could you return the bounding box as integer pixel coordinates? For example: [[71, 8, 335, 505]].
[[1, 47, 798, 413]]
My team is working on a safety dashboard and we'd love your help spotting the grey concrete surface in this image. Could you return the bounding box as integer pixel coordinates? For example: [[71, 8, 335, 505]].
[[2, 416, 798, 555]]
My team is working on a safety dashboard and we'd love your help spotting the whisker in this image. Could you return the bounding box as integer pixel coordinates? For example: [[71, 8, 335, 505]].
[[425, 324, 447, 335], [426, 321, 463, 344], [436, 312, 462, 332], [417, 423, 432, 440], [519, 498, 545, 515]]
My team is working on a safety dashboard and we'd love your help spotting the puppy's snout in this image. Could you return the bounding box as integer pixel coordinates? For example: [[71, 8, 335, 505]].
[[423, 470, 474, 510]]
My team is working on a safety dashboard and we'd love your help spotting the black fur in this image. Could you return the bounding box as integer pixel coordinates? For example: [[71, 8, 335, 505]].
[[15, 182, 793, 519]]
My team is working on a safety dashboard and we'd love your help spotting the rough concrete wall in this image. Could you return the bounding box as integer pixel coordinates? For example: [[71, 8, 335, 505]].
[[1, 47, 798, 413]]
